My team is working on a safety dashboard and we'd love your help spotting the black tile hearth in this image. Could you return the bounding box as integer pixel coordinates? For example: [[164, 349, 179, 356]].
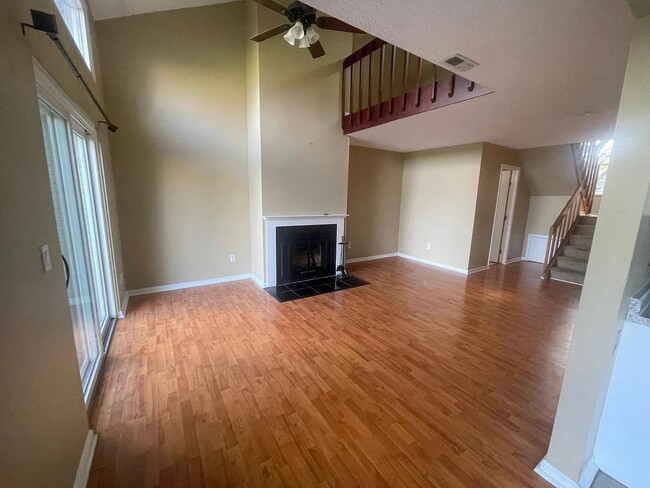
[[265, 275, 368, 303]]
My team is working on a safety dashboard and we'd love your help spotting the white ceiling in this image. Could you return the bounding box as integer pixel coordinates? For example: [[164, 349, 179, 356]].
[[89, 0, 637, 151], [88, 0, 237, 20], [303, 0, 636, 151]]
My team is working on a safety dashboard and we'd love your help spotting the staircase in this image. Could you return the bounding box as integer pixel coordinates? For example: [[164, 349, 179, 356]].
[[548, 215, 597, 284], [341, 38, 492, 134], [543, 141, 603, 285]]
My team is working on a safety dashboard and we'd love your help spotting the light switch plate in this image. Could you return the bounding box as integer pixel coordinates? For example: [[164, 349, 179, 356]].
[[40, 244, 52, 272]]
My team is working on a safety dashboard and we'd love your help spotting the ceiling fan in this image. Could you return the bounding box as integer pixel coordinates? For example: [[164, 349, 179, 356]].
[[250, 0, 364, 59]]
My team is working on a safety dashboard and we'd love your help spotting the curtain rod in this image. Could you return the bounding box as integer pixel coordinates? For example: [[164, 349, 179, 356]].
[[22, 9, 118, 132]]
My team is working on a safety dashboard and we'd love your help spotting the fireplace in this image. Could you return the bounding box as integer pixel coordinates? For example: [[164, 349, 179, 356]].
[[276, 224, 337, 285], [263, 214, 347, 288]]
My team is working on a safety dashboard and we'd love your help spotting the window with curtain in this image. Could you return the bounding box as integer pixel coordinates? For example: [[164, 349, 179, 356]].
[[53, 0, 92, 70]]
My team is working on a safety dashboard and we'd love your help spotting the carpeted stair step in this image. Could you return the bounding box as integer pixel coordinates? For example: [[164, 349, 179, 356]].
[[574, 224, 596, 236], [570, 234, 593, 250], [579, 215, 598, 226], [550, 267, 585, 285], [557, 255, 588, 273], [563, 245, 590, 261]]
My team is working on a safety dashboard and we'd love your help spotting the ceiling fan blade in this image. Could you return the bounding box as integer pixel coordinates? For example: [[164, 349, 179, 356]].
[[308, 40, 326, 59], [250, 0, 287, 15], [250, 24, 291, 42], [315, 16, 364, 33]]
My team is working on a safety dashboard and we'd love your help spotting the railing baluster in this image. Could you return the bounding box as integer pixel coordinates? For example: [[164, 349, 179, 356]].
[[367, 50, 373, 120], [431, 65, 437, 103], [389, 45, 396, 114], [402, 51, 409, 110], [341, 66, 347, 124], [415, 57, 422, 107], [378, 45, 385, 116], [358, 58, 363, 117], [349, 63, 354, 124], [448, 74, 456, 97]]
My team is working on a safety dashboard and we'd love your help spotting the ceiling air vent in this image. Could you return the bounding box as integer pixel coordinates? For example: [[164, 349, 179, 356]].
[[442, 54, 479, 72]]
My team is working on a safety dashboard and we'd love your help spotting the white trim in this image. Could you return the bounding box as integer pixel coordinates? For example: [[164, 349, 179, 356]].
[[397, 253, 469, 275], [264, 214, 348, 287], [127, 273, 251, 297], [534, 456, 599, 488], [347, 253, 397, 263], [250, 274, 267, 289], [578, 455, 599, 488], [468, 265, 490, 274], [73, 430, 98, 488], [507, 257, 523, 264], [119, 292, 129, 318], [535, 460, 579, 488]]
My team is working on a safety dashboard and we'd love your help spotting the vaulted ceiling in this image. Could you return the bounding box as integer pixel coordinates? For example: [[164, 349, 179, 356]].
[[304, 0, 636, 151], [89, 0, 637, 151]]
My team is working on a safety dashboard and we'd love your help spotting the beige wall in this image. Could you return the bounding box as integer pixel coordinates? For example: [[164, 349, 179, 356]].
[[256, 7, 352, 217], [245, 2, 264, 283], [398, 143, 483, 270], [523, 195, 572, 253], [97, 3, 252, 290], [0, 0, 125, 485], [520, 144, 577, 196], [468, 143, 528, 268], [546, 15, 650, 481], [347, 146, 403, 259]]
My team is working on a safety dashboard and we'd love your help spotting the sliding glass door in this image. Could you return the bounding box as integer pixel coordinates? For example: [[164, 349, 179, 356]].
[[39, 100, 113, 399]]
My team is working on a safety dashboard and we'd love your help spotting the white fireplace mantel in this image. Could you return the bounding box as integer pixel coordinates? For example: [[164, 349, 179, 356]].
[[264, 214, 348, 288]]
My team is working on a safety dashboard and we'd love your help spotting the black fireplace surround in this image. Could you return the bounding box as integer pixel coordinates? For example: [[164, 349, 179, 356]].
[[276, 224, 337, 285]]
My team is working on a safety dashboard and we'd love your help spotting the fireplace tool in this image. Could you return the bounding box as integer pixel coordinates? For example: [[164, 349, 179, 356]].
[[337, 236, 350, 278]]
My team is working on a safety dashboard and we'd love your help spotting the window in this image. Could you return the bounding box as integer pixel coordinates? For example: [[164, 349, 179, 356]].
[[53, 0, 92, 70], [595, 139, 614, 196]]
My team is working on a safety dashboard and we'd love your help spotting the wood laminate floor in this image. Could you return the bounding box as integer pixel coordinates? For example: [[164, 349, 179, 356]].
[[88, 258, 581, 487]]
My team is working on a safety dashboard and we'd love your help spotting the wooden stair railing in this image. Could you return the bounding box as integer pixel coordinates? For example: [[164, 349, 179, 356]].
[[341, 39, 492, 134], [572, 141, 602, 215], [542, 187, 582, 279], [542, 140, 602, 279]]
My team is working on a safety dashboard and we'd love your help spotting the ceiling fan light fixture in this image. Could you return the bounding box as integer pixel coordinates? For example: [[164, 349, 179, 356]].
[[283, 29, 296, 45], [306, 26, 319, 44], [299, 36, 310, 48], [290, 20, 305, 40]]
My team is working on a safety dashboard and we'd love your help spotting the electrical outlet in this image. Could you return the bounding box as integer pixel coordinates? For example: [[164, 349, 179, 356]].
[[119, 272, 124, 285], [347, 242, 352, 250], [229, 254, 236, 262], [40, 244, 52, 272], [426, 242, 431, 250]]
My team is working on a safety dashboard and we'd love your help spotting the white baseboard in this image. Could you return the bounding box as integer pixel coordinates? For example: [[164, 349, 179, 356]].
[[397, 253, 468, 275], [127, 273, 252, 297], [347, 253, 398, 263], [250, 274, 267, 289], [534, 455, 599, 488], [468, 265, 490, 274], [578, 455, 599, 488], [74, 430, 98, 488], [507, 257, 523, 264], [535, 460, 579, 488]]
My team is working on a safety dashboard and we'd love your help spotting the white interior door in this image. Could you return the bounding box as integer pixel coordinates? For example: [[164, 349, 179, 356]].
[[490, 170, 512, 263]]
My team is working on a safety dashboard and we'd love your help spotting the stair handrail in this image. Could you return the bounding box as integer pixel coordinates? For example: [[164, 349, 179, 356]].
[[543, 187, 582, 279], [571, 141, 601, 215]]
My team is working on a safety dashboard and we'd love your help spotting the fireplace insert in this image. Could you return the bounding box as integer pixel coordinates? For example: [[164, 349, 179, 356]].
[[276, 224, 337, 285]]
